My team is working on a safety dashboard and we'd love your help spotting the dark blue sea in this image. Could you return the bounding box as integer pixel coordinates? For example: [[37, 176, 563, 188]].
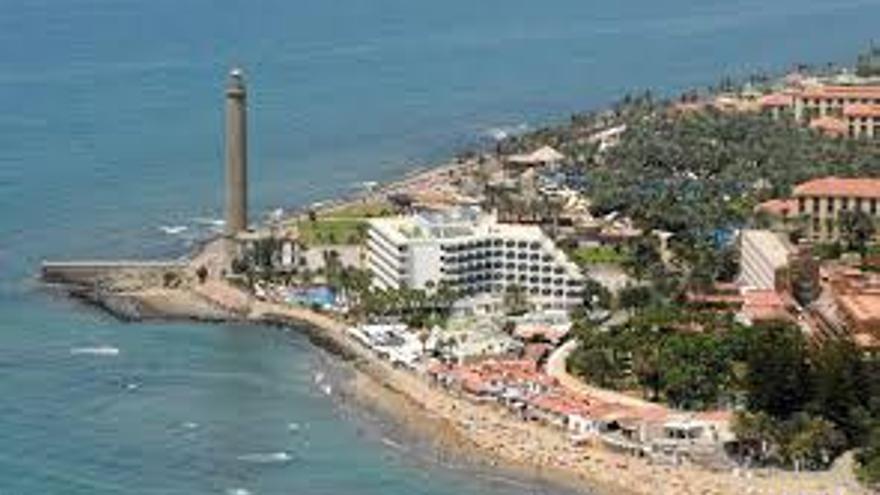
[[2, 1, 879, 493]]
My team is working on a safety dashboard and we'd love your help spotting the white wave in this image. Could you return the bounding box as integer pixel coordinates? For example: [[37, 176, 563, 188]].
[[483, 122, 529, 141], [125, 382, 140, 391], [226, 489, 252, 495], [321, 384, 332, 396], [236, 451, 292, 464], [70, 346, 120, 357], [287, 422, 300, 432], [192, 217, 225, 227], [313, 372, 325, 384], [158, 225, 188, 235], [381, 437, 405, 451], [182, 421, 199, 430]]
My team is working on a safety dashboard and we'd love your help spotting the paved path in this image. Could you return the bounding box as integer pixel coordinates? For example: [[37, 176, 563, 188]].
[[546, 338, 663, 410]]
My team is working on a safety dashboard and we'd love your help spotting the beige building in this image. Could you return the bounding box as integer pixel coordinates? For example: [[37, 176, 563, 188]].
[[793, 84, 880, 123], [793, 177, 880, 242], [843, 104, 880, 138]]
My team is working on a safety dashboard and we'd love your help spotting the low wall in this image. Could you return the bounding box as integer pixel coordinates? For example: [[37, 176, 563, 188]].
[[40, 260, 188, 285]]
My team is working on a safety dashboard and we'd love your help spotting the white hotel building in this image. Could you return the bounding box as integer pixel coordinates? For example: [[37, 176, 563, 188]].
[[366, 209, 585, 310]]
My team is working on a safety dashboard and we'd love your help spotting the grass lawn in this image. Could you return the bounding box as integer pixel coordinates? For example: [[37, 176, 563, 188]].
[[570, 246, 631, 265], [297, 218, 366, 245], [326, 200, 394, 219]]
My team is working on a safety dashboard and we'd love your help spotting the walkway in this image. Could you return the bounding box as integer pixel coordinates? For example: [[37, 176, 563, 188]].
[[545, 338, 663, 411]]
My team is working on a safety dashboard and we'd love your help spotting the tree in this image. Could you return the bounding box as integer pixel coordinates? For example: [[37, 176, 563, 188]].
[[733, 411, 783, 464], [839, 210, 875, 255], [744, 321, 810, 419], [624, 236, 663, 281], [582, 278, 612, 312], [856, 424, 880, 488], [809, 338, 870, 442], [781, 413, 846, 470], [618, 285, 654, 310], [658, 333, 730, 410]]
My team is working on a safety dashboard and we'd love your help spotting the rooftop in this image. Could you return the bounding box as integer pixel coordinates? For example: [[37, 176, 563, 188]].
[[793, 176, 880, 199], [758, 92, 793, 107], [755, 198, 798, 217], [506, 146, 565, 165], [843, 103, 880, 117], [798, 84, 880, 99], [808, 116, 848, 136]]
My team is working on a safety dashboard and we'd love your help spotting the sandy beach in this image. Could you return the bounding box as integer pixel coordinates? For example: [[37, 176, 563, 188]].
[[176, 279, 866, 495]]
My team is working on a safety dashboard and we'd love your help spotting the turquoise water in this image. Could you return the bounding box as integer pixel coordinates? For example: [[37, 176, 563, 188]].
[[2, 1, 880, 493]]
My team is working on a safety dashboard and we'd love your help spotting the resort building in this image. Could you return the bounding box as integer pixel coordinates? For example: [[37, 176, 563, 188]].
[[758, 92, 794, 119], [366, 208, 585, 310], [843, 104, 880, 138], [793, 84, 880, 123], [793, 177, 880, 242], [739, 230, 794, 291]]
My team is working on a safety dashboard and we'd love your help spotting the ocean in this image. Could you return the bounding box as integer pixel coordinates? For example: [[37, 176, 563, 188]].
[[1, 0, 879, 493]]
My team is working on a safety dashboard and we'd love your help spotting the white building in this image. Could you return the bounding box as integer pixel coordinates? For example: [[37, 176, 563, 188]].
[[739, 229, 793, 291], [366, 208, 585, 310]]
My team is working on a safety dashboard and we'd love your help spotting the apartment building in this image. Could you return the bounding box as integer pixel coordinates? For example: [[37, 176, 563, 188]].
[[793, 177, 880, 242], [366, 208, 585, 310]]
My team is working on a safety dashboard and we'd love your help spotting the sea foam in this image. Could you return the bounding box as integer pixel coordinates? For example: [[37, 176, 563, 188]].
[[236, 451, 292, 464], [69, 346, 120, 357]]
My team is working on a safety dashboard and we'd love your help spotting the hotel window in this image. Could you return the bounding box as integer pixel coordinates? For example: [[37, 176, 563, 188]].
[[856, 198, 863, 211], [798, 198, 806, 214], [842, 198, 850, 210], [872, 199, 878, 215], [827, 198, 835, 213], [812, 199, 820, 214]]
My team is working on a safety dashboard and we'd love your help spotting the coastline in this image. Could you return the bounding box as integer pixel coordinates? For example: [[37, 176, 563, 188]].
[[43, 145, 871, 494], [57, 276, 866, 495]]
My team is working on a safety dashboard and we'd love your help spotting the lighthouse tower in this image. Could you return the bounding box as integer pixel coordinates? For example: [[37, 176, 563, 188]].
[[225, 68, 248, 236]]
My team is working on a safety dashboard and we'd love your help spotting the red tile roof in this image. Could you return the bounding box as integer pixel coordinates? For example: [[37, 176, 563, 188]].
[[793, 177, 880, 199], [755, 198, 798, 217], [809, 116, 848, 136], [843, 103, 880, 118], [799, 85, 880, 99], [758, 92, 793, 108]]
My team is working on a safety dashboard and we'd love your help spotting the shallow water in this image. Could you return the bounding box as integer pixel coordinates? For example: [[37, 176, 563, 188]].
[[2, 0, 880, 493]]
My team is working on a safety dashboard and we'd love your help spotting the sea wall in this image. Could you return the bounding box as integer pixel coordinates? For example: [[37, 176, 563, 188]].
[[40, 260, 187, 286]]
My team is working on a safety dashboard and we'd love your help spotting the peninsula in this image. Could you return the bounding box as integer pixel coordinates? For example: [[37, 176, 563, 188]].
[[44, 54, 880, 494]]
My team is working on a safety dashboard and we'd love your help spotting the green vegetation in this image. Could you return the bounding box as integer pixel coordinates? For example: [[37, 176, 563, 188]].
[[324, 200, 394, 219], [590, 108, 880, 241], [292, 200, 393, 246], [296, 218, 366, 245], [569, 315, 880, 473], [570, 245, 632, 265]]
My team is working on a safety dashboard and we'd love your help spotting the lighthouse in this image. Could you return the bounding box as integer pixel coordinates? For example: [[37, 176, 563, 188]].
[[225, 68, 248, 236]]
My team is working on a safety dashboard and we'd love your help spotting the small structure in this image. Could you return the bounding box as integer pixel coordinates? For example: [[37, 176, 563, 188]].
[[510, 309, 572, 344], [505, 146, 566, 169]]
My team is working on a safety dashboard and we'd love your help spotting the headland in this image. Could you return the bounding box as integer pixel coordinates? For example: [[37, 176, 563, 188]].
[[42, 58, 880, 494]]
